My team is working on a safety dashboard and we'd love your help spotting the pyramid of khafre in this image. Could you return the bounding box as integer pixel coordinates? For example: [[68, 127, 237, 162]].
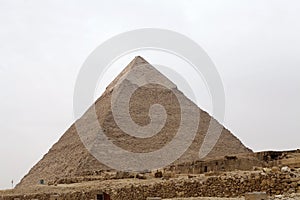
[[17, 56, 252, 188]]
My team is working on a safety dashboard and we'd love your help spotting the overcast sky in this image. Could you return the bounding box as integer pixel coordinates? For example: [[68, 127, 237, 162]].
[[0, 0, 299, 189]]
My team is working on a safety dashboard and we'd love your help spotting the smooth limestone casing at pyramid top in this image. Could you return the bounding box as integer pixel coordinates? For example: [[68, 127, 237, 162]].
[[17, 56, 252, 188]]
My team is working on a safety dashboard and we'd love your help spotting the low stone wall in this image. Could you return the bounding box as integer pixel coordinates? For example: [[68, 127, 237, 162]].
[[110, 170, 300, 199], [165, 150, 300, 176], [1, 169, 300, 200], [166, 156, 264, 174]]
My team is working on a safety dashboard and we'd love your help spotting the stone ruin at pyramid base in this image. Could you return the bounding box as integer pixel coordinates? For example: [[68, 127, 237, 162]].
[[1, 149, 300, 200]]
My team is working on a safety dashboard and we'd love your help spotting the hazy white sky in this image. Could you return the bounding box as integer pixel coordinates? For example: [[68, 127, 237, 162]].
[[0, 0, 300, 189]]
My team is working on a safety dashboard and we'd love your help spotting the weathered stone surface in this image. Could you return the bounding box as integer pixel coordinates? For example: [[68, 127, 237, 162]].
[[16, 56, 251, 188], [244, 192, 268, 200]]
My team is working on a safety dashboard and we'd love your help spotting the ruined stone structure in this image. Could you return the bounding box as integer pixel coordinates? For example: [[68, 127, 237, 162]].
[[1, 167, 300, 200], [166, 155, 263, 174], [165, 150, 300, 175]]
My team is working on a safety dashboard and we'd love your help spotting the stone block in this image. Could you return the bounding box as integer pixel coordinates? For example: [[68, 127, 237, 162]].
[[245, 192, 268, 200]]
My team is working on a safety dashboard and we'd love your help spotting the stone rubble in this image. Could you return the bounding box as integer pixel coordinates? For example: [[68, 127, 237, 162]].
[[1, 167, 300, 199]]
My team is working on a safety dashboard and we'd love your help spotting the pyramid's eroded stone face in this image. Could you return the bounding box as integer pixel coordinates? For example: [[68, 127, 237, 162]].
[[17, 56, 251, 188]]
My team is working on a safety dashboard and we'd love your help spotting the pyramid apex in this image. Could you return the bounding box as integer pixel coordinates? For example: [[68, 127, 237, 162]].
[[120, 56, 151, 74], [130, 56, 149, 67], [134, 55, 147, 62], [104, 56, 152, 93]]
